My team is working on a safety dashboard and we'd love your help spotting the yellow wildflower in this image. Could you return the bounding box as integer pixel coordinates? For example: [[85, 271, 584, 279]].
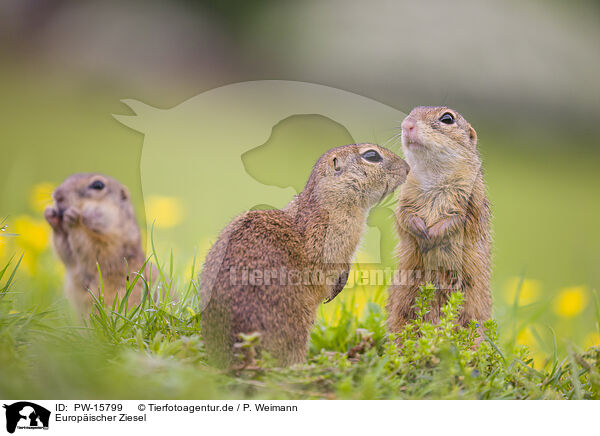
[[145, 196, 184, 229], [29, 182, 56, 213], [553, 286, 588, 318], [516, 326, 546, 369], [584, 332, 600, 349], [13, 215, 50, 253], [516, 327, 536, 349], [503, 277, 541, 305]]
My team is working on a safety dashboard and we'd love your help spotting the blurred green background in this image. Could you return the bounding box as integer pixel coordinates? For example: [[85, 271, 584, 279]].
[[1, 0, 600, 367]]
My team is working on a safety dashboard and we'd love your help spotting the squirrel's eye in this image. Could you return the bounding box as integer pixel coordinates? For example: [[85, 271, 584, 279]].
[[89, 180, 105, 190], [361, 150, 383, 163], [439, 112, 455, 124]]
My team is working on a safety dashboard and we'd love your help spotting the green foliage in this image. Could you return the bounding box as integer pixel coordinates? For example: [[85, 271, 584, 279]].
[[0, 250, 599, 400], [306, 284, 600, 399]]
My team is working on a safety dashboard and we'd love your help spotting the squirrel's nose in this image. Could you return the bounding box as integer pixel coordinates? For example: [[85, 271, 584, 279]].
[[401, 117, 416, 133]]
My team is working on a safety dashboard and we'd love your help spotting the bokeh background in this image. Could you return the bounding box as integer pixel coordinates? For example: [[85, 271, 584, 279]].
[[1, 0, 600, 366]]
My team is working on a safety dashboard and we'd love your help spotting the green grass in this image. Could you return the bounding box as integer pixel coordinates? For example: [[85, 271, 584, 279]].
[[1, 244, 599, 400]]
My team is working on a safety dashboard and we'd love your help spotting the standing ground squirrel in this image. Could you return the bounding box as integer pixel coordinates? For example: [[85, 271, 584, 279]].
[[387, 106, 491, 333], [44, 173, 149, 313], [201, 144, 409, 367]]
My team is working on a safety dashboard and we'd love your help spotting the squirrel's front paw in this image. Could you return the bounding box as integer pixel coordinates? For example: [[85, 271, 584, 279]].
[[63, 207, 81, 227], [407, 215, 430, 241], [427, 220, 447, 244], [44, 207, 61, 229]]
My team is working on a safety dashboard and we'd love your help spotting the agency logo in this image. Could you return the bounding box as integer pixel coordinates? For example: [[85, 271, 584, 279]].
[[3, 402, 50, 434], [114, 81, 407, 265], [114, 80, 408, 311]]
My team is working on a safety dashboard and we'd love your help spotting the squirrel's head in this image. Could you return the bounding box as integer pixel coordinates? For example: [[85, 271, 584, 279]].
[[51, 173, 134, 225], [307, 143, 409, 210], [401, 106, 478, 172]]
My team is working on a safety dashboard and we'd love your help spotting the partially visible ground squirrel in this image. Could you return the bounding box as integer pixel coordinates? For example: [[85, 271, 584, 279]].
[[387, 106, 491, 332], [201, 144, 409, 367], [45, 173, 149, 313]]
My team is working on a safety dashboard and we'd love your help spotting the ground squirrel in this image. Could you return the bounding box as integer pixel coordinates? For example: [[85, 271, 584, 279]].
[[201, 144, 409, 367], [45, 173, 148, 313], [386, 106, 491, 333]]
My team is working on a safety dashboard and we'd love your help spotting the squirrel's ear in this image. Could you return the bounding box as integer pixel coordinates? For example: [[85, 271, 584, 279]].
[[331, 156, 342, 173], [121, 187, 130, 201], [468, 125, 478, 146]]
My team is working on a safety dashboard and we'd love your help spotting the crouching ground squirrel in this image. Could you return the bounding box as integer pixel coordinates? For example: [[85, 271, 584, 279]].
[[45, 173, 150, 313], [201, 144, 409, 367], [387, 106, 491, 333]]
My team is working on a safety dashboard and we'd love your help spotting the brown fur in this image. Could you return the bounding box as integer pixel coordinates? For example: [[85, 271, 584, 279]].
[[45, 173, 148, 313], [387, 107, 491, 332], [201, 144, 409, 367]]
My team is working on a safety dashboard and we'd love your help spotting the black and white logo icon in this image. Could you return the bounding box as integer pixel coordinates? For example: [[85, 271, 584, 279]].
[[3, 402, 50, 434]]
